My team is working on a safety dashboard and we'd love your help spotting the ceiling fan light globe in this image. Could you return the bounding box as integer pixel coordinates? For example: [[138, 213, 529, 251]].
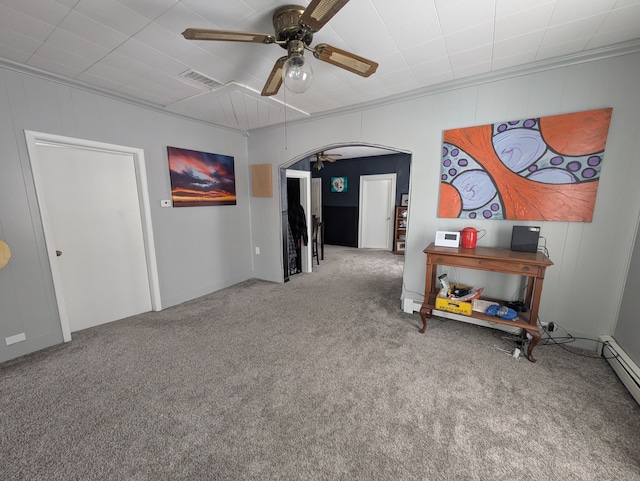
[[283, 55, 313, 94]]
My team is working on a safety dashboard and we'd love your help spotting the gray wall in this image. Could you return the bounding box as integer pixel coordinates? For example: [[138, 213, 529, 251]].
[[0, 67, 252, 363], [615, 218, 640, 363], [248, 51, 640, 351]]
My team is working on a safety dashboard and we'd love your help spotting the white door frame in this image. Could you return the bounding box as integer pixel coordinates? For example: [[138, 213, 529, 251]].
[[286, 169, 312, 273], [25, 130, 162, 342], [311, 177, 322, 221], [358, 173, 397, 251]]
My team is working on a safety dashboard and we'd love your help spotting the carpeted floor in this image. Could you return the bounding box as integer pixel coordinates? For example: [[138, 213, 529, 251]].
[[1, 245, 639, 480]]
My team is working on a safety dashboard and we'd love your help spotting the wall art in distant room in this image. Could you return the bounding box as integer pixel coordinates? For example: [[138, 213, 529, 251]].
[[331, 176, 347, 193], [438, 108, 612, 221], [167, 146, 236, 207]]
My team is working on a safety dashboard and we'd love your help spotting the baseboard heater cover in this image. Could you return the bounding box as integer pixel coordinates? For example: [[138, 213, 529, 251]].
[[599, 335, 640, 406]]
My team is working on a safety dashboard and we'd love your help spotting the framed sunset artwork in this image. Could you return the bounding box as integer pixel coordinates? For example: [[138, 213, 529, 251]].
[[167, 146, 236, 207]]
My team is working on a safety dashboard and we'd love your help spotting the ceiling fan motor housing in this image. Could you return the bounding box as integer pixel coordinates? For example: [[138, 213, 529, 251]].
[[273, 5, 313, 48]]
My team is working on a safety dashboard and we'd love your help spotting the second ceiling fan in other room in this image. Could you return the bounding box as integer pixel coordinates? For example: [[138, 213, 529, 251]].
[[313, 151, 342, 170], [182, 0, 379, 96]]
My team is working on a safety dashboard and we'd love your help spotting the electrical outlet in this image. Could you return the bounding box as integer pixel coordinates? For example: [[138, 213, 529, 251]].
[[6, 333, 26, 346]]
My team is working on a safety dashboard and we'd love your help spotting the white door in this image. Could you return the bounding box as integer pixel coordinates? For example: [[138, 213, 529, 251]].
[[26, 132, 160, 338], [286, 169, 312, 273], [359, 174, 397, 250]]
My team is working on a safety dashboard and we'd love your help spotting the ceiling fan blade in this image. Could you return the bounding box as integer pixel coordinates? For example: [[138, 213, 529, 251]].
[[261, 56, 287, 96], [313, 44, 378, 77], [182, 28, 275, 44], [299, 0, 351, 32]]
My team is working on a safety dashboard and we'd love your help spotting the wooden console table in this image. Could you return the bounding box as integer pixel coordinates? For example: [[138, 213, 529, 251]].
[[419, 243, 553, 362]]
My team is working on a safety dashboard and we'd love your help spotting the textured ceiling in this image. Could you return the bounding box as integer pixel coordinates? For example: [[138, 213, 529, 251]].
[[1, 0, 639, 133]]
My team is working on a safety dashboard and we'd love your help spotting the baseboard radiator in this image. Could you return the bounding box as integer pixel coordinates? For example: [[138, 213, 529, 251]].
[[599, 335, 640, 406]]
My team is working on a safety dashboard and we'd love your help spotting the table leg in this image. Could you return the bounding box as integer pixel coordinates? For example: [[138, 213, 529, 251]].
[[419, 305, 432, 333], [524, 328, 540, 363]]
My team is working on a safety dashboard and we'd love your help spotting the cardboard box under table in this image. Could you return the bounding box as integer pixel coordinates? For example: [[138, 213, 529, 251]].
[[435, 289, 473, 316]]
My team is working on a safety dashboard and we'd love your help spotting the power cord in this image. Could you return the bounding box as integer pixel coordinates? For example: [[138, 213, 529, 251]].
[[538, 236, 550, 257], [538, 320, 619, 360]]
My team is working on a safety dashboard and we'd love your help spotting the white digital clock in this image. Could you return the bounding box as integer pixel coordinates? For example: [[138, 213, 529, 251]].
[[435, 230, 460, 248]]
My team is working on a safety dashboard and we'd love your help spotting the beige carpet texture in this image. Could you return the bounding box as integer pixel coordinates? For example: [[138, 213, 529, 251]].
[[1, 245, 638, 480]]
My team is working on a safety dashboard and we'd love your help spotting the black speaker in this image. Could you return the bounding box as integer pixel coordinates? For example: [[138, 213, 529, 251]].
[[511, 226, 540, 253]]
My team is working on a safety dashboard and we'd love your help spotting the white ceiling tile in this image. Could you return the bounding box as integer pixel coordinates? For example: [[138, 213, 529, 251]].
[[58, 11, 128, 50], [493, 30, 545, 59], [114, 0, 178, 20], [494, 3, 555, 41], [100, 51, 154, 78], [340, 29, 398, 60], [540, 14, 608, 47], [74, 0, 150, 36], [597, 4, 640, 33], [586, 25, 640, 49], [114, 38, 177, 69], [549, 0, 617, 26], [181, 0, 258, 29], [154, 3, 217, 36], [374, 52, 410, 76], [80, 61, 138, 87], [436, 0, 496, 36], [0, 0, 71, 25], [29, 53, 85, 77], [416, 70, 454, 88], [29, 41, 96, 72], [452, 60, 492, 79], [410, 56, 452, 79], [536, 37, 590, 60], [76, 70, 128, 90], [0, 4, 56, 41], [444, 21, 494, 55], [371, 0, 438, 29], [400, 37, 448, 65], [0, 43, 32, 63], [448, 43, 493, 70], [45, 29, 110, 63], [0, 28, 43, 57], [495, 0, 556, 19], [491, 50, 538, 70], [376, 67, 418, 89], [133, 23, 194, 58], [387, 13, 444, 50], [323, 0, 388, 42]]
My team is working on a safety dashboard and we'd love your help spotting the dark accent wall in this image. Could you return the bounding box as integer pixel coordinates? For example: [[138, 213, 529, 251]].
[[312, 153, 411, 247]]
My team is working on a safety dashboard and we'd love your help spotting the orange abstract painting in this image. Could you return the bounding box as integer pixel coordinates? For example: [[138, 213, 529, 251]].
[[168, 146, 236, 207], [438, 108, 612, 221]]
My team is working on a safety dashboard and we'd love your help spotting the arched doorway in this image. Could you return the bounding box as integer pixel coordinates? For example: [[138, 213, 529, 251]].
[[279, 143, 412, 282]]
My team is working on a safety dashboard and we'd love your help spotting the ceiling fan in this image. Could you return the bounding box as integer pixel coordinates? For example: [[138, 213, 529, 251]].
[[182, 0, 378, 96], [313, 151, 342, 170]]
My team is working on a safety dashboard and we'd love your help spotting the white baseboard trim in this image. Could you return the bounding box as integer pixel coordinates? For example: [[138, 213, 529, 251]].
[[599, 335, 640, 406]]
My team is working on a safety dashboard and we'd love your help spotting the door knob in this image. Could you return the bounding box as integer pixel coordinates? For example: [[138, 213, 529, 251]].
[[56, 250, 62, 257]]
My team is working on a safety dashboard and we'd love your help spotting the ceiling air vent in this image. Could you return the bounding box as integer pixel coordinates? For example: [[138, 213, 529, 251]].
[[179, 70, 224, 90]]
